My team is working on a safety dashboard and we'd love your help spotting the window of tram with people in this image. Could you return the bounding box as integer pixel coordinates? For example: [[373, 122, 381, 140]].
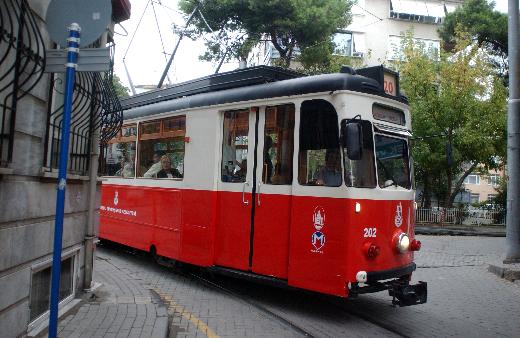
[[262, 104, 295, 185], [298, 99, 343, 187], [101, 124, 137, 178], [138, 116, 185, 179]]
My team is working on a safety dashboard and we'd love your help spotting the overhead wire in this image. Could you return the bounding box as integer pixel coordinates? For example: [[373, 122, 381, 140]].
[[123, 0, 152, 59], [151, 0, 173, 84]]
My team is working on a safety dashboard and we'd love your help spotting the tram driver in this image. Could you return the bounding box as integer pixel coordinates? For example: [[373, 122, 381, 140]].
[[316, 149, 342, 186]]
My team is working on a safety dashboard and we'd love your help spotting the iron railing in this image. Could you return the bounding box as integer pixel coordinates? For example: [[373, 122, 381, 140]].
[[0, 0, 46, 167], [43, 67, 123, 176], [415, 207, 506, 226]]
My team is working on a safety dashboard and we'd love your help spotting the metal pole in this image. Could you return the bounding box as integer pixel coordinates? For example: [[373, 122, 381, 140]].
[[157, 5, 199, 88], [48, 23, 80, 338], [505, 0, 520, 264]]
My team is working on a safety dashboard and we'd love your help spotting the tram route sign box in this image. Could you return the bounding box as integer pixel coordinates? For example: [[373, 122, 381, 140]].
[[45, 0, 112, 73], [356, 65, 400, 97]]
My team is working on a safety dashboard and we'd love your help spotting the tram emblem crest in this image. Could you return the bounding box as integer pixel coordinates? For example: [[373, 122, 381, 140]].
[[394, 202, 403, 227], [114, 191, 119, 206], [311, 206, 326, 252]]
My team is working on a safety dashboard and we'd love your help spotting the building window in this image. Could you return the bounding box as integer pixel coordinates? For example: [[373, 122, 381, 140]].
[[464, 173, 480, 185], [470, 193, 480, 204], [487, 194, 497, 201], [389, 0, 447, 24], [30, 256, 74, 322], [333, 32, 353, 56], [332, 31, 366, 57], [388, 35, 440, 60], [487, 174, 499, 186], [138, 116, 185, 179]]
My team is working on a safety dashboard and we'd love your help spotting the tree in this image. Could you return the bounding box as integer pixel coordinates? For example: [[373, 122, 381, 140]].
[[111, 74, 130, 98], [179, 0, 353, 68], [398, 31, 507, 208], [438, 0, 507, 71]]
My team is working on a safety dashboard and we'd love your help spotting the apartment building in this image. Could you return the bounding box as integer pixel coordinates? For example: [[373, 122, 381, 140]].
[[250, 0, 464, 67]]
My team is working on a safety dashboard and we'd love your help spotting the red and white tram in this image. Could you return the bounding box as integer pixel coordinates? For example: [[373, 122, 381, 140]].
[[99, 65, 426, 306]]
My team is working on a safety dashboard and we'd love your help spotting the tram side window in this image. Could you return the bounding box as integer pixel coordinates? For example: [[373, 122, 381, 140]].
[[221, 110, 249, 183], [263, 104, 295, 185], [342, 120, 377, 188], [101, 124, 137, 178], [138, 116, 185, 179], [298, 100, 342, 187]]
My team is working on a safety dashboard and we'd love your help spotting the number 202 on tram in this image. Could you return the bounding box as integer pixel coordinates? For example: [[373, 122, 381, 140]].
[[99, 65, 427, 307]]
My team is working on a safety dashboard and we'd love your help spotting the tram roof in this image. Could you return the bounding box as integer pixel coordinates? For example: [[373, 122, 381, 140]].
[[122, 66, 408, 120]]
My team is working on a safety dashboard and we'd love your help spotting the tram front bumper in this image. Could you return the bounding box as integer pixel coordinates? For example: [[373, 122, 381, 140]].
[[349, 263, 427, 307]]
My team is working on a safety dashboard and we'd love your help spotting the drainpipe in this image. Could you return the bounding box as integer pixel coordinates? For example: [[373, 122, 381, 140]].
[[84, 27, 108, 288], [83, 127, 99, 290]]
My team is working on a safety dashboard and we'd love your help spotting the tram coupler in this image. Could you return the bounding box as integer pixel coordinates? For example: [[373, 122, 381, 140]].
[[388, 279, 427, 307]]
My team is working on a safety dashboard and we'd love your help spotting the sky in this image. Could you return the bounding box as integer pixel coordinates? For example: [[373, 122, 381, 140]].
[[113, 0, 510, 92], [112, 0, 237, 92]]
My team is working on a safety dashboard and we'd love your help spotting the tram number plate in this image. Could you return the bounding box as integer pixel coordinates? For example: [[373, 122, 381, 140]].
[[363, 227, 377, 238]]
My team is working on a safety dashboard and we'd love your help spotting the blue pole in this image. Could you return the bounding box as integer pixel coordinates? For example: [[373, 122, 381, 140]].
[[48, 23, 80, 338]]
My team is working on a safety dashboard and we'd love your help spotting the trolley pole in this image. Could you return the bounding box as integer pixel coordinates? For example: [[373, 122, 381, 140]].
[[505, 0, 520, 264], [48, 23, 80, 338]]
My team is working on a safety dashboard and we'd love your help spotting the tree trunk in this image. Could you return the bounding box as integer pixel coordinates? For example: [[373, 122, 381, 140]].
[[422, 173, 432, 208], [448, 162, 478, 207]]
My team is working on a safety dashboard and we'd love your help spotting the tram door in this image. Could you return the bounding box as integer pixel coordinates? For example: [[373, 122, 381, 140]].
[[251, 104, 295, 278], [215, 105, 294, 277], [215, 108, 257, 271]]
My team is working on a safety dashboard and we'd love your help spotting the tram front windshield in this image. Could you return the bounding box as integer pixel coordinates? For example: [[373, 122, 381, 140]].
[[374, 134, 411, 189], [342, 120, 411, 190]]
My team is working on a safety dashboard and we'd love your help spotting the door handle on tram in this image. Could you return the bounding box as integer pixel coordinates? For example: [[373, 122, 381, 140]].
[[257, 182, 261, 207], [242, 181, 250, 205]]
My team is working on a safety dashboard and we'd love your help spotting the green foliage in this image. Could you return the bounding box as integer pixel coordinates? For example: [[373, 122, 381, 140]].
[[398, 30, 507, 207], [111, 74, 130, 98], [178, 0, 354, 68], [438, 0, 507, 69]]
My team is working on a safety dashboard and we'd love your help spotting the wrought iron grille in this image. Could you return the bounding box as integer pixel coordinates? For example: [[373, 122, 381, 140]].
[[44, 67, 123, 176], [0, 0, 46, 167]]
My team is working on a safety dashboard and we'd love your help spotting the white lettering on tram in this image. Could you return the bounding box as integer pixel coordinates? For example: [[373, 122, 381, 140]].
[[100, 205, 137, 217]]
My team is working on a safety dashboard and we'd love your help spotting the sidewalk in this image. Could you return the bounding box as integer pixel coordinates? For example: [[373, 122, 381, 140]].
[[36, 253, 169, 338], [415, 224, 506, 237], [415, 225, 520, 285]]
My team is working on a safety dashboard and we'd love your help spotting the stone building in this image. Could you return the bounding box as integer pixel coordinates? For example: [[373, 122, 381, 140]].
[[0, 1, 129, 337]]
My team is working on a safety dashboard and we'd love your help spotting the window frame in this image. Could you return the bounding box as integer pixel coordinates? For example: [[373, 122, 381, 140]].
[[137, 115, 186, 180], [28, 248, 79, 331]]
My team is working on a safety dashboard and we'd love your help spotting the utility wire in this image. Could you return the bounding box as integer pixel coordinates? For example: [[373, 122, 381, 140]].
[[123, 0, 152, 59], [151, 0, 172, 84]]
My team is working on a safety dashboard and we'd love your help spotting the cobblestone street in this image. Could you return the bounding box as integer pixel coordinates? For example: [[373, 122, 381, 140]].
[[73, 236, 520, 338]]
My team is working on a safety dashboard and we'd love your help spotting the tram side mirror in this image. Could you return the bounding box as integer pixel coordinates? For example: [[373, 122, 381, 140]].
[[342, 122, 363, 160]]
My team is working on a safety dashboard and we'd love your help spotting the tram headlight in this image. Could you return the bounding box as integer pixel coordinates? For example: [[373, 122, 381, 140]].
[[396, 233, 410, 253]]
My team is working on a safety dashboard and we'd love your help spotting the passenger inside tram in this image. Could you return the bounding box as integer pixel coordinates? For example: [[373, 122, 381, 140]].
[[156, 155, 182, 179], [143, 151, 164, 178]]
